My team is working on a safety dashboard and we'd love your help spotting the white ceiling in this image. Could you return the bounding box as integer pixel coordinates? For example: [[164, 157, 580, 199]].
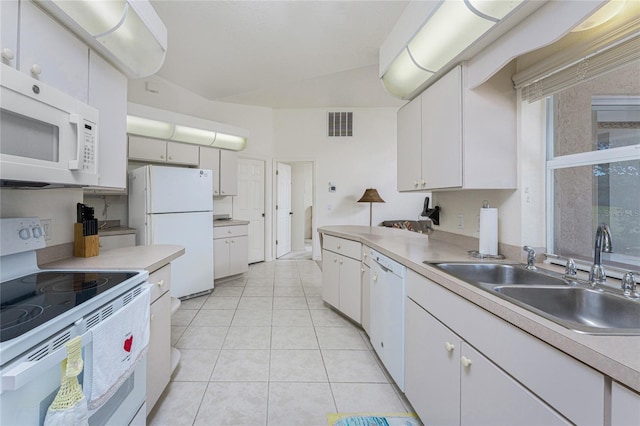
[[150, 1, 410, 109]]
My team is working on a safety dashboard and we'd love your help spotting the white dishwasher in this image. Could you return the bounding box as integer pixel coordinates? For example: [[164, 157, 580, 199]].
[[369, 249, 407, 391]]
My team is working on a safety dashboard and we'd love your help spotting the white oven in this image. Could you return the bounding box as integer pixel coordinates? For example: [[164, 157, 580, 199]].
[[0, 64, 99, 187], [0, 218, 149, 425]]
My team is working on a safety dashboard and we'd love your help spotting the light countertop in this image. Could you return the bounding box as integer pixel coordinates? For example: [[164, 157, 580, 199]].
[[319, 225, 640, 392], [214, 219, 250, 227], [98, 226, 136, 237], [42, 244, 185, 273]]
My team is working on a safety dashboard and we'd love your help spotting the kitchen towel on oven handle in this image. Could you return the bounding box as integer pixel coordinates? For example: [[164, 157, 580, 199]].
[[87, 285, 150, 411]]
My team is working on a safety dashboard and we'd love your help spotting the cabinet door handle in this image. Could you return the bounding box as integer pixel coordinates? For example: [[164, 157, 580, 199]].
[[1, 48, 15, 61], [337, 244, 341, 249], [421, 180, 426, 187], [333, 258, 338, 263], [151, 314, 155, 321], [160, 155, 165, 160], [225, 240, 229, 244], [414, 181, 419, 188], [157, 279, 165, 287], [372, 272, 379, 281], [444, 341, 455, 352], [339, 259, 343, 265], [461, 356, 472, 368], [361, 268, 365, 273], [30, 63, 42, 76], [169, 156, 173, 160]]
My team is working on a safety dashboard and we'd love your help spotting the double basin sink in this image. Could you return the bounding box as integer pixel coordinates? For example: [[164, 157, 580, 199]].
[[426, 262, 640, 335]]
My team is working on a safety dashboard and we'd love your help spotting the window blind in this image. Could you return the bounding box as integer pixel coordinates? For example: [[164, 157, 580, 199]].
[[514, 29, 640, 103]]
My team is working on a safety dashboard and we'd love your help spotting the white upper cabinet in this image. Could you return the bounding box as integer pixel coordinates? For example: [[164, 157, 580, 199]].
[[0, 0, 19, 68], [397, 96, 424, 191], [128, 136, 199, 166], [199, 147, 238, 196], [18, 0, 89, 102], [398, 64, 517, 191], [88, 51, 127, 189]]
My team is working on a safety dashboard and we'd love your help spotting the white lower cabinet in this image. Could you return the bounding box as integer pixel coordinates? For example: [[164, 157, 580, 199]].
[[612, 381, 640, 426], [406, 299, 569, 426], [406, 269, 605, 425], [146, 264, 172, 415], [214, 224, 249, 279], [321, 246, 361, 323]]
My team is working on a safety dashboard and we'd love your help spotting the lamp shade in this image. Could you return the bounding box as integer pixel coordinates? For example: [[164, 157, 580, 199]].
[[358, 188, 385, 203]]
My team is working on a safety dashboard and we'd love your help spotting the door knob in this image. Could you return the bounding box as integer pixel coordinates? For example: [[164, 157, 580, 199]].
[[461, 356, 472, 368], [444, 341, 455, 352]]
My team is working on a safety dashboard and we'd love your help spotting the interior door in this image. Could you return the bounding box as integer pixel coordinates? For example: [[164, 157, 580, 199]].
[[233, 158, 265, 263], [276, 162, 292, 258]]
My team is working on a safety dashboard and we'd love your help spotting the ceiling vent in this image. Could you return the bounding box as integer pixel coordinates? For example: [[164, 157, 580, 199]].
[[328, 112, 353, 137]]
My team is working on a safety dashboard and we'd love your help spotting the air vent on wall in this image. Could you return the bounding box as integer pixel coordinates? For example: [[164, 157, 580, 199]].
[[328, 112, 353, 137]]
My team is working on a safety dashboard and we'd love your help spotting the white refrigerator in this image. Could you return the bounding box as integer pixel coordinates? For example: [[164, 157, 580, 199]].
[[129, 165, 214, 298]]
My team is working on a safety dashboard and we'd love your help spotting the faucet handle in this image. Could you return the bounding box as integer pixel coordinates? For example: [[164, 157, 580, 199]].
[[523, 246, 537, 271], [565, 258, 577, 277], [621, 272, 638, 298]]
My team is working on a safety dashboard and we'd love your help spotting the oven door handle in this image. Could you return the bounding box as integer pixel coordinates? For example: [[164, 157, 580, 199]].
[[1, 332, 93, 393]]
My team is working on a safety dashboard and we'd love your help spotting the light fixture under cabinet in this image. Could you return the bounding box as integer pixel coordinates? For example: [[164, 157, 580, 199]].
[[381, 0, 525, 99], [126, 116, 248, 151], [36, 0, 167, 78]]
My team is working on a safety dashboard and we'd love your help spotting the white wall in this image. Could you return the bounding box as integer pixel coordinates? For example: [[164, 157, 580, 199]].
[[274, 108, 426, 257], [0, 188, 84, 246]]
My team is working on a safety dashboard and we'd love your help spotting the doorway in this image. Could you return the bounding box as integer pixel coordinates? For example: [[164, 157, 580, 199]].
[[275, 161, 314, 260]]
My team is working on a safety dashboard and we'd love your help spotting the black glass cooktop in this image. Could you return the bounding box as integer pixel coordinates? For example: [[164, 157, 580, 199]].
[[0, 271, 137, 343]]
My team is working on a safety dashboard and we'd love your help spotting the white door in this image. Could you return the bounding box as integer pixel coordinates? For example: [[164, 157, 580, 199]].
[[276, 162, 292, 258], [233, 158, 265, 263], [150, 211, 214, 298]]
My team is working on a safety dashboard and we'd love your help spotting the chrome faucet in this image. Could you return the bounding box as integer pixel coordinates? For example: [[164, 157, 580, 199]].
[[523, 246, 537, 271], [588, 223, 613, 286]]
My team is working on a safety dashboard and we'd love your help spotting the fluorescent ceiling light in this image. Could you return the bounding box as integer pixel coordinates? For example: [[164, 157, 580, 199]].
[[381, 0, 524, 99], [126, 116, 248, 151], [36, 0, 167, 78], [572, 0, 626, 32]]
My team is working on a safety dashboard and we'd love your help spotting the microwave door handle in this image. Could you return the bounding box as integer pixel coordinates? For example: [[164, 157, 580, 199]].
[[68, 113, 83, 170]]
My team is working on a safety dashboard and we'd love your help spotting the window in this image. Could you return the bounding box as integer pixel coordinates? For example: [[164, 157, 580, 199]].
[[546, 62, 640, 271]]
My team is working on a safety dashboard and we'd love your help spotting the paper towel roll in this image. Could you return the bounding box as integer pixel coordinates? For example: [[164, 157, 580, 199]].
[[479, 208, 498, 256]]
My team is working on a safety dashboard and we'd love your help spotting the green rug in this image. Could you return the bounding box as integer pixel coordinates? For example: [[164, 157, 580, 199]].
[[328, 413, 421, 426]]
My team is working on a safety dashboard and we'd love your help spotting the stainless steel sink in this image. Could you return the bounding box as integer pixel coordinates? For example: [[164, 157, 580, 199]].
[[430, 262, 567, 288], [427, 262, 640, 335], [494, 286, 640, 335]]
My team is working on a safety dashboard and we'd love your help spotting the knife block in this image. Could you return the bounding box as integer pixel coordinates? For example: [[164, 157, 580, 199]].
[[74, 223, 99, 257]]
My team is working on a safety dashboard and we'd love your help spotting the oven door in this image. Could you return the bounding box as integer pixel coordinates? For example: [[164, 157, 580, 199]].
[[0, 64, 99, 187], [0, 328, 146, 426]]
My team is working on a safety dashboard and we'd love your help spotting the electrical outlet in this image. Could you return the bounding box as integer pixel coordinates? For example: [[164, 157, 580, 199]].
[[457, 214, 464, 230], [41, 219, 52, 241]]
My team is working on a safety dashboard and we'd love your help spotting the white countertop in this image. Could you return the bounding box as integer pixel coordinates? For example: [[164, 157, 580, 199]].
[[319, 225, 640, 392], [42, 244, 185, 273], [214, 219, 250, 227]]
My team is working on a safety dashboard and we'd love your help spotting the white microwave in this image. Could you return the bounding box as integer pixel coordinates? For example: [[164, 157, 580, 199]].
[[0, 64, 99, 187]]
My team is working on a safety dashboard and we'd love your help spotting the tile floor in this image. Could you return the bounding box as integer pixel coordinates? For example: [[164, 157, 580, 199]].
[[148, 259, 415, 426]]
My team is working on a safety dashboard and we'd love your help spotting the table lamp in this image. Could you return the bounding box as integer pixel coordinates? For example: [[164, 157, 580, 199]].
[[358, 188, 385, 226]]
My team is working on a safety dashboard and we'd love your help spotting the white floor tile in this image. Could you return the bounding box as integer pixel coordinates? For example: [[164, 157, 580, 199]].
[[222, 326, 271, 349], [331, 383, 406, 413], [210, 350, 270, 382], [194, 382, 268, 426], [201, 297, 240, 310], [191, 309, 235, 327], [270, 350, 328, 382], [171, 309, 198, 326], [315, 326, 368, 350], [322, 350, 388, 383], [171, 349, 219, 382], [231, 309, 272, 327], [271, 327, 319, 350], [268, 382, 336, 426], [176, 326, 228, 350], [148, 381, 207, 426], [310, 309, 352, 327], [273, 296, 308, 310], [237, 296, 273, 311], [272, 309, 313, 326]]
